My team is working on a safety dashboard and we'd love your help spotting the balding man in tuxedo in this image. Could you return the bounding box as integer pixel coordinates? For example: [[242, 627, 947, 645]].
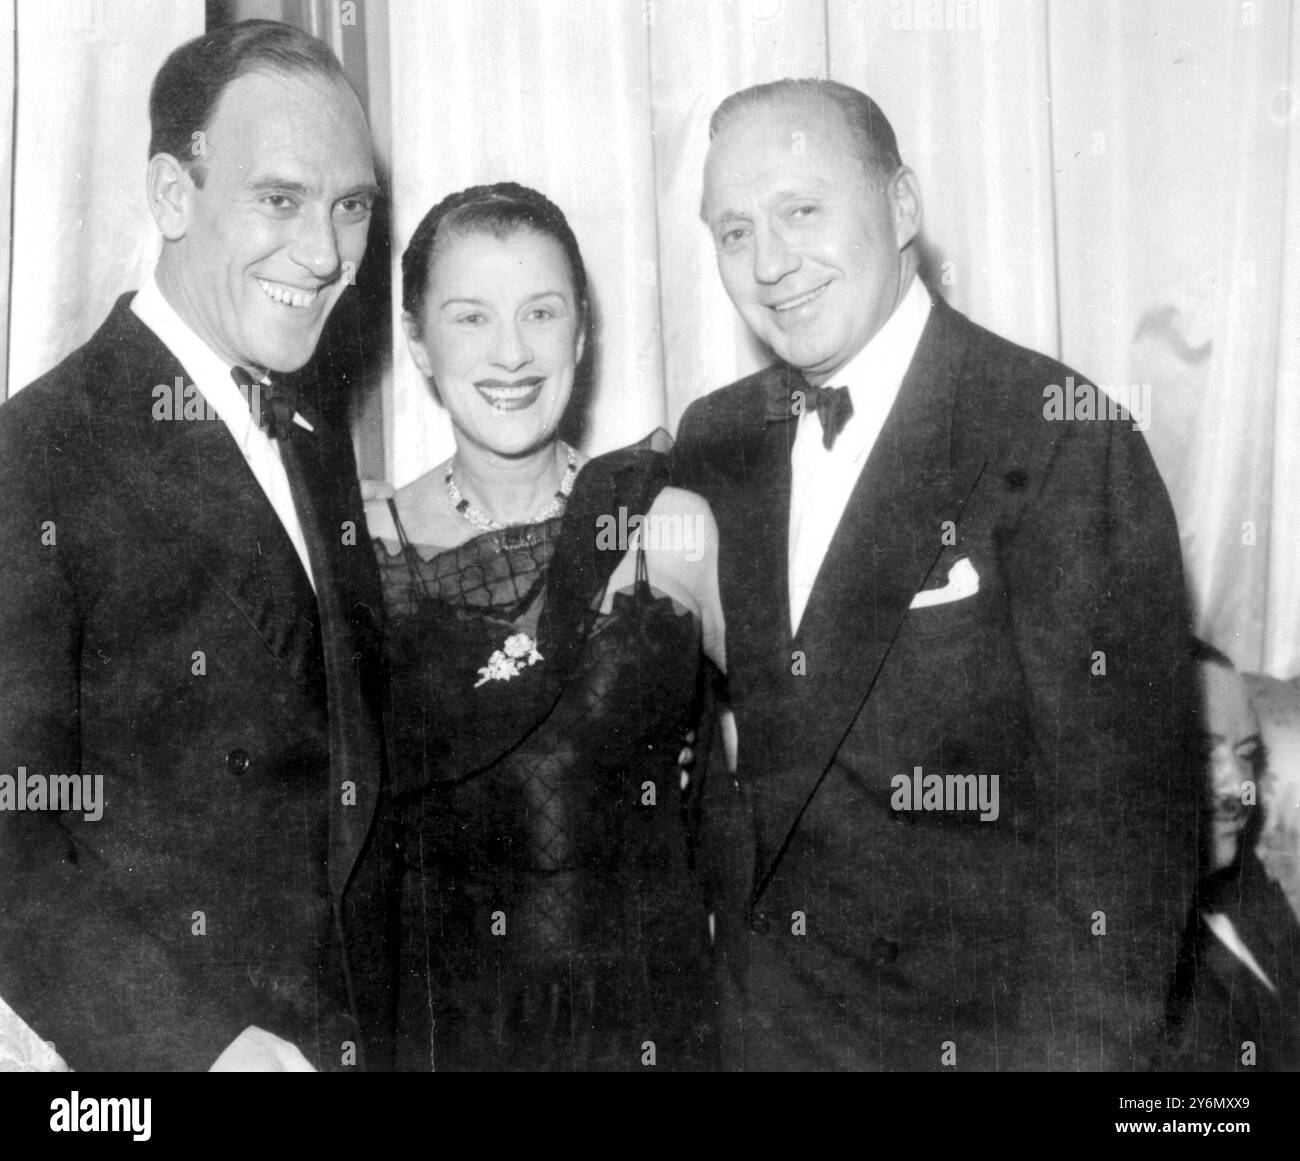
[[674, 78, 1202, 1071]]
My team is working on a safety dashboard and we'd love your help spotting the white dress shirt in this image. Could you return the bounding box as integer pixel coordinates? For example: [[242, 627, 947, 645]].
[[788, 275, 932, 635], [131, 272, 315, 590]]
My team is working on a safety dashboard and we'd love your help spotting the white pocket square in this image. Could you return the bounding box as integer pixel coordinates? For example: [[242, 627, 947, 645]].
[[909, 557, 980, 610]]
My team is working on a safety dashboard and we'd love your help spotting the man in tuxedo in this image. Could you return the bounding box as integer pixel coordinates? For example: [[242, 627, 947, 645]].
[[1166, 644, 1300, 1071], [674, 79, 1202, 1070], [0, 20, 395, 1071]]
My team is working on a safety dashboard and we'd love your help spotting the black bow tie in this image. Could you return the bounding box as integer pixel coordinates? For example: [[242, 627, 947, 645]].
[[767, 378, 854, 450], [806, 384, 854, 449], [230, 365, 303, 441]]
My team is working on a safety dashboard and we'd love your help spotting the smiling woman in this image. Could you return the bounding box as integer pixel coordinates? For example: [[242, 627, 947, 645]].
[[406, 228, 584, 466], [366, 182, 723, 1072]]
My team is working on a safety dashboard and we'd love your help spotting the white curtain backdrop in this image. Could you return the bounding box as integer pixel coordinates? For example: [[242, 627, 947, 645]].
[[3, 0, 1298, 680], [2, 0, 204, 390]]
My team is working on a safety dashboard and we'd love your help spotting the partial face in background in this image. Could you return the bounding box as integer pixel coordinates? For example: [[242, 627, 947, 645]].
[[403, 228, 585, 458], [1200, 658, 1263, 870], [702, 97, 921, 385], [157, 69, 377, 373]]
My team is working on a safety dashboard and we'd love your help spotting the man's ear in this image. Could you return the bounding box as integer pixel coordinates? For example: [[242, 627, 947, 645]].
[[889, 166, 923, 251], [401, 311, 434, 379], [147, 153, 194, 241]]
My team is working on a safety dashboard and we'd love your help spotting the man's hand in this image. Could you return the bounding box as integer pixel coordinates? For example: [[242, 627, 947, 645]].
[[209, 1026, 316, 1072]]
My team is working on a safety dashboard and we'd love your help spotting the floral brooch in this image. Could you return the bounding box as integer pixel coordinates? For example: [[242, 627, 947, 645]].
[[474, 632, 544, 688]]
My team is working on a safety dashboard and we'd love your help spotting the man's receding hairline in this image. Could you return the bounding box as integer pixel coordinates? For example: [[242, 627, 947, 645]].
[[209, 63, 366, 126], [714, 90, 852, 134], [155, 64, 370, 184], [702, 95, 881, 223], [154, 64, 364, 159], [710, 81, 902, 190], [711, 93, 879, 177]]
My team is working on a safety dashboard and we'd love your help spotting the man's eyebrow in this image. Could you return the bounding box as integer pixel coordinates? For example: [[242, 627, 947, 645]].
[[1207, 731, 1263, 748], [245, 176, 316, 196], [707, 208, 749, 228], [244, 176, 382, 202], [705, 185, 828, 226], [340, 181, 382, 202]]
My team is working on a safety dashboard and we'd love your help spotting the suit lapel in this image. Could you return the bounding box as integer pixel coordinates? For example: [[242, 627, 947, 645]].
[[278, 415, 384, 898], [96, 306, 327, 700], [751, 298, 989, 887], [719, 367, 797, 681], [105, 301, 383, 892]]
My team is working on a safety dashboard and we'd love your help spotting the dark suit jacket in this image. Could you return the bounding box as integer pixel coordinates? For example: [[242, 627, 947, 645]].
[[673, 290, 1202, 1071], [0, 296, 396, 1071]]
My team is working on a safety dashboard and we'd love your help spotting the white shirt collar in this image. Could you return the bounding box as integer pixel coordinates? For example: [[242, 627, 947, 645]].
[[830, 274, 932, 415], [793, 274, 932, 468], [130, 269, 254, 444], [787, 275, 934, 635], [129, 268, 317, 591]]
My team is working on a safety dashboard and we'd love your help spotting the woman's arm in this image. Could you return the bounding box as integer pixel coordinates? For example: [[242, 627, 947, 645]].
[[598, 486, 726, 672]]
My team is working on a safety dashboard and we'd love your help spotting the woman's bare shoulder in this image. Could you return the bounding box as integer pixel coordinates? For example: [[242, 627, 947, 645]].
[[641, 486, 718, 574], [646, 485, 715, 520]]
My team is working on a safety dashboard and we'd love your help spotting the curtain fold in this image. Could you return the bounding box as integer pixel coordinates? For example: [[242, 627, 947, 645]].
[[829, 0, 1061, 355], [1046, 0, 1299, 677], [648, 0, 830, 429], [3, 0, 203, 395], [1265, 5, 1300, 677], [382, 0, 669, 482], [1, 0, 14, 393]]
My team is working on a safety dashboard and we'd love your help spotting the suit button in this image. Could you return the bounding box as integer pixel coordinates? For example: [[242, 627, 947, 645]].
[[870, 937, 899, 965], [749, 909, 772, 936], [226, 748, 251, 776]]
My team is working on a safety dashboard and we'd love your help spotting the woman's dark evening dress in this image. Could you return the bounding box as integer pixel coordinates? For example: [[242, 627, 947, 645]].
[[376, 447, 715, 1071]]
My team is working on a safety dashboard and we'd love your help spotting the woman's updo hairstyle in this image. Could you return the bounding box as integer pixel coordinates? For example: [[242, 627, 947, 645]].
[[401, 181, 591, 346]]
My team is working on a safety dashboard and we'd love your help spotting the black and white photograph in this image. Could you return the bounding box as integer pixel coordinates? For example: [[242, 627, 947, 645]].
[[0, 0, 1296, 1121]]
